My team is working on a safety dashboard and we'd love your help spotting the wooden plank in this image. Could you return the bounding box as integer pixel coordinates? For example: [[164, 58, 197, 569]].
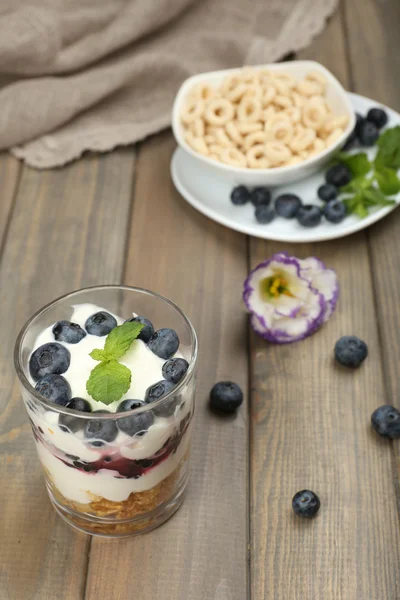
[[0, 150, 135, 599], [85, 132, 249, 600], [0, 154, 20, 249], [345, 0, 400, 398], [250, 8, 400, 600]]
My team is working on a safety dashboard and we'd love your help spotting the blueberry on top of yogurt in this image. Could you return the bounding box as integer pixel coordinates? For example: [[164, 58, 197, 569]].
[[85, 311, 117, 336], [52, 321, 86, 344], [29, 343, 70, 380]]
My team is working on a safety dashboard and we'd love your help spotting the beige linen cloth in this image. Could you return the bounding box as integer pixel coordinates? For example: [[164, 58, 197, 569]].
[[0, 0, 338, 168]]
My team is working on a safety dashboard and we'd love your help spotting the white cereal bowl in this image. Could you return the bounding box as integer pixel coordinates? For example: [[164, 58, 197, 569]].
[[172, 60, 355, 187]]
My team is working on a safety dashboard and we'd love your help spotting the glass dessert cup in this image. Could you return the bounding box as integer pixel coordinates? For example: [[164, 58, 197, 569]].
[[14, 286, 197, 538]]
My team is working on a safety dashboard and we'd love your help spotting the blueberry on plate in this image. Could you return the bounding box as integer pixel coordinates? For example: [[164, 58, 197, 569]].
[[371, 405, 400, 439], [250, 187, 271, 207], [116, 400, 154, 436], [230, 185, 250, 206], [358, 120, 379, 147], [292, 490, 320, 518], [29, 343, 71, 381], [83, 410, 118, 446], [144, 380, 176, 417], [85, 311, 117, 336], [35, 374, 72, 406], [162, 357, 189, 384], [317, 184, 337, 203], [366, 107, 388, 130], [355, 112, 364, 136], [59, 397, 92, 433], [334, 335, 368, 368], [125, 316, 154, 343], [148, 328, 179, 359], [323, 200, 346, 224], [297, 205, 322, 228], [275, 194, 302, 219], [325, 164, 352, 188], [255, 205, 275, 224], [52, 320, 86, 344], [209, 381, 243, 414]]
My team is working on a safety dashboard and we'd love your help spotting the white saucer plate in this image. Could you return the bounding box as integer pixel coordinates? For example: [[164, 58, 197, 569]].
[[171, 93, 400, 243]]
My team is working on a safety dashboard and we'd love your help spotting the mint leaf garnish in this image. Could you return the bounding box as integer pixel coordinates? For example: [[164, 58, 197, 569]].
[[374, 167, 400, 195], [104, 321, 143, 360], [86, 360, 131, 405], [337, 152, 371, 177], [374, 126, 400, 170], [86, 320, 144, 403], [90, 348, 109, 362]]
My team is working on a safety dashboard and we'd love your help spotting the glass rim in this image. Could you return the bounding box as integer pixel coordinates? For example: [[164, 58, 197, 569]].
[[14, 284, 198, 419]]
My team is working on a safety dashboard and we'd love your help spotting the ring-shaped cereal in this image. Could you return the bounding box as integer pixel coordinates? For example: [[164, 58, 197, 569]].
[[271, 71, 297, 88], [284, 106, 301, 124], [326, 128, 344, 146], [185, 131, 209, 155], [246, 144, 270, 168], [296, 80, 324, 97], [204, 134, 216, 145], [208, 144, 223, 156], [289, 127, 316, 152], [266, 118, 294, 145], [220, 74, 240, 96], [181, 98, 205, 125], [262, 85, 276, 107], [288, 155, 303, 166], [240, 67, 261, 85], [227, 83, 248, 103], [302, 101, 326, 129], [243, 85, 263, 101], [205, 98, 235, 126], [192, 117, 205, 138], [225, 121, 243, 144], [243, 131, 267, 151], [323, 115, 349, 133], [272, 79, 291, 97], [214, 127, 234, 148], [274, 94, 293, 109], [292, 92, 306, 108], [263, 106, 277, 125], [307, 138, 325, 157], [265, 141, 292, 166], [220, 147, 247, 168], [306, 70, 327, 87], [237, 122, 263, 134], [190, 83, 216, 102], [237, 97, 262, 123]]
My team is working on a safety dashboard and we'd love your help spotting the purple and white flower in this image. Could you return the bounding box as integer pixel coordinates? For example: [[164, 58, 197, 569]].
[[243, 253, 338, 343]]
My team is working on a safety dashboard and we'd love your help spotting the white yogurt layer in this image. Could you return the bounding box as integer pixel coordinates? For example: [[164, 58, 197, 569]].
[[38, 427, 191, 503], [27, 303, 193, 503]]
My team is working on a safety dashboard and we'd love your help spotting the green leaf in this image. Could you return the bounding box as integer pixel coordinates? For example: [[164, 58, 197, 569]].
[[103, 321, 143, 360], [337, 152, 371, 177], [363, 187, 396, 207], [86, 360, 131, 404], [354, 204, 368, 219], [374, 167, 400, 195], [375, 126, 400, 170], [90, 348, 109, 362]]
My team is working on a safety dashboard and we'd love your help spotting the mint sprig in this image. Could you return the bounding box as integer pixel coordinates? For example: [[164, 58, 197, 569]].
[[334, 125, 400, 218], [86, 321, 143, 404]]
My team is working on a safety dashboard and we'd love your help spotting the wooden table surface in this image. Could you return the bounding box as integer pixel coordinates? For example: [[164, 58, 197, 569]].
[[2, 2, 400, 598]]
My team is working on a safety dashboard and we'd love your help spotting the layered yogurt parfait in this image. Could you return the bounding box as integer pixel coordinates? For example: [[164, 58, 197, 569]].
[[14, 286, 197, 537]]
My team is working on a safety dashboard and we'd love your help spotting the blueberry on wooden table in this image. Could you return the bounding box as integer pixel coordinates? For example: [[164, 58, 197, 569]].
[[85, 311, 117, 336], [52, 320, 86, 344], [292, 490, 320, 518], [297, 205, 322, 228], [371, 405, 400, 439], [275, 194, 302, 219], [334, 336, 368, 368], [323, 200, 346, 224], [230, 185, 250, 206], [209, 381, 243, 414]]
